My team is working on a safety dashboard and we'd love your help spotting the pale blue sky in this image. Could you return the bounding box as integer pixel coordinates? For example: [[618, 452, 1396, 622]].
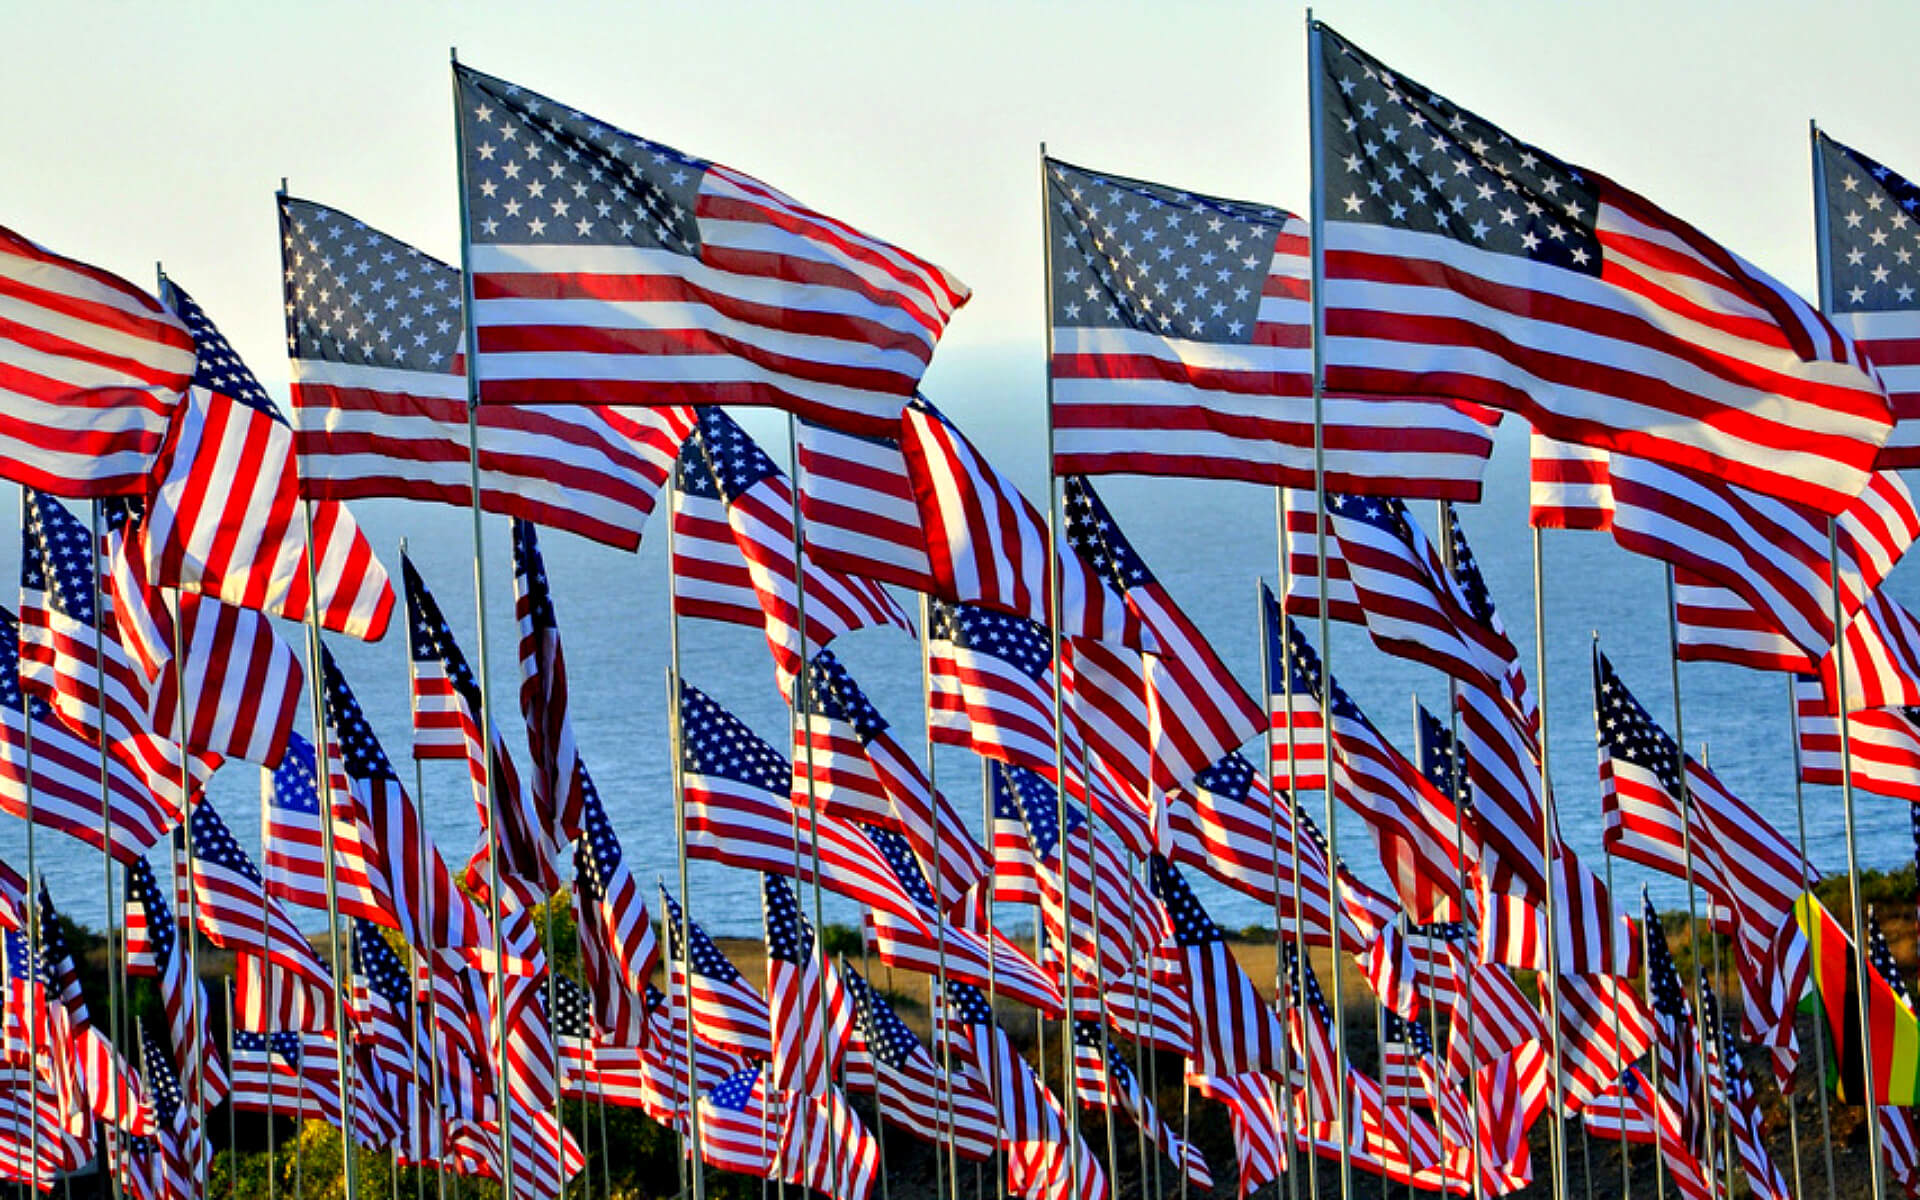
[[5, 0, 1917, 407]]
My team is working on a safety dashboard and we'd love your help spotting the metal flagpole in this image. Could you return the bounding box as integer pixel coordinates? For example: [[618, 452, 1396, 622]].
[[1259, 581, 1302, 1200], [1785, 674, 1837, 1200], [660, 465, 705, 1200], [780, 412, 847, 1200], [1581, 632, 1631, 1200], [1530, 526, 1568, 1200], [1436, 501, 1485, 1200], [1270, 511, 1317, 1200], [84, 502, 125, 1200], [447, 51, 523, 1199], [915, 592, 962, 1200], [1304, 19, 1355, 1193], [1811, 117, 1887, 1200], [1827, 517, 1886, 1198], [399, 535, 450, 1200], [1640, 904, 1668, 1200], [980, 758, 1009, 1200], [1038, 139, 1083, 1200], [1654, 568, 1727, 1198]]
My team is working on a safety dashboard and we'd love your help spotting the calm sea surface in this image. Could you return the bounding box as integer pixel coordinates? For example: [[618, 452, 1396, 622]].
[[4, 346, 1913, 938]]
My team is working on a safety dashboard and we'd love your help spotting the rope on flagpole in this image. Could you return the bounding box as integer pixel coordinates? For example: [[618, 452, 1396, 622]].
[[448, 49, 522, 1200], [1784, 673, 1837, 1200], [1304, 18, 1356, 1194]]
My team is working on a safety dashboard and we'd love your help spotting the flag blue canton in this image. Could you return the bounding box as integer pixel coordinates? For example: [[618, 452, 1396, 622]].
[[1283, 944, 1334, 1025], [402, 560, 483, 711], [707, 1064, 763, 1112], [269, 735, 323, 816], [942, 979, 995, 1027], [1642, 896, 1688, 1020], [0, 611, 53, 720], [21, 491, 96, 624], [188, 803, 266, 883], [1383, 1008, 1435, 1056], [658, 888, 743, 982], [676, 683, 790, 794], [762, 874, 815, 966], [321, 650, 399, 782], [455, 63, 708, 254], [573, 776, 623, 903], [1596, 652, 1683, 792], [168, 284, 285, 420], [1063, 476, 1155, 591], [352, 919, 413, 1012], [1047, 157, 1282, 342], [139, 1026, 184, 1118], [995, 763, 1082, 862], [1190, 753, 1255, 803], [930, 601, 1053, 682], [510, 520, 559, 632], [546, 973, 596, 1040], [800, 652, 888, 743], [1869, 910, 1914, 1005], [1149, 855, 1222, 947], [126, 858, 175, 963], [686, 408, 781, 504], [844, 967, 921, 1069], [233, 1029, 304, 1068], [1444, 507, 1498, 628], [280, 195, 463, 372], [1415, 705, 1473, 808], [1817, 136, 1920, 314], [1318, 25, 1601, 274], [858, 825, 938, 909]]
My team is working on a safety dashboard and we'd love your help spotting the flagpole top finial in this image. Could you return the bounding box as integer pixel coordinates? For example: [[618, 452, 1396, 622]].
[[277, 177, 288, 197], [449, 46, 459, 64]]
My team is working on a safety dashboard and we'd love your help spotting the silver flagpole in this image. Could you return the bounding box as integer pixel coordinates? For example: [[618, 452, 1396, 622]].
[[1530, 526, 1568, 1200], [1581, 632, 1630, 1200], [259, 769, 278, 1200], [1436, 501, 1484, 1200], [661, 464, 705, 1200], [84, 502, 125, 1200], [1827, 517, 1885, 1197], [780, 411, 846, 1200], [1271, 509, 1317, 1200], [447, 50, 520, 1199], [1640, 904, 1668, 1200], [400, 535, 448, 1200], [1654, 568, 1726, 1198], [1038, 139, 1082, 1200], [1259, 580, 1302, 1200], [980, 759, 1008, 1200], [1076, 742, 1122, 1199], [1811, 116, 1887, 1200], [1304, 17, 1354, 1194], [225, 984, 238, 1199], [1784, 673, 1837, 1200], [915, 592, 962, 1200], [15, 493, 41, 1196]]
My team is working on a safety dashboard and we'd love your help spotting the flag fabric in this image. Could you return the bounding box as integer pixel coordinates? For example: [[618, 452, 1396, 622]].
[[1063, 476, 1264, 794], [1043, 156, 1499, 496], [794, 417, 934, 590], [403, 555, 561, 906], [1795, 674, 1920, 802], [1816, 132, 1920, 468], [0, 605, 173, 863], [145, 282, 392, 640], [900, 397, 1147, 649], [122, 858, 226, 1116], [132, 1024, 206, 1200], [453, 63, 969, 434], [1797, 893, 1920, 1105], [657, 889, 772, 1062], [572, 769, 657, 1047], [673, 408, 913, 685], [761, 874, 852, 1097], [793, 650, 990, 906], [510, 519, 588, 842], [694, 1064, 779, 1179], [776, 1084, 882, 1200], [1191, 1071, 1286, 1199], [840, 965, 996, 1159], [1702, 984, 1792, 1200], [279, 195, 691, 550], [0, 224, 196, 497], [1150, 855, 1286, 1079], [1070, 1020, 1213, 1191], [926, 599, 1070, 777], [1315, 23, 1894, 514], [1643, 897, 1717, 1168]]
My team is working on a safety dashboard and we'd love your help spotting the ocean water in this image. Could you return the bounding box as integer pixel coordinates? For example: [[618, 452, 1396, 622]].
[[3, 345, 1914, 940]]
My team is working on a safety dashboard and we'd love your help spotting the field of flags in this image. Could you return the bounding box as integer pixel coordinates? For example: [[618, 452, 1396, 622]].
[[10, 15, 1920, 1200]]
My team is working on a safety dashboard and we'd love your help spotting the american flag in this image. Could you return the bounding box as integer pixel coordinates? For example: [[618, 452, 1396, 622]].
[[1045, 155, 1499, 495], [572, 768, 656, 1047], [1466, 1042, 1551, 1192], [547, 974, 659, 1112], [1597, 649, 1813, 1076], [997, 763, 1154, 985], [1529, 432, 1920, 678], [694, 1064, 779, 1179], [36, 885, 153, 1137], [1063, 476, 1263, 795], [1150, 855, 1286, 1079], [1869, 910, 1920, 1198], [1816, 132, 1920, 468], [776, 1083, 882, 1200], [1795, 674, 1920, 803], [1069, 1020, 1213, 1191], [901, 398, 1146, 649], [20, 491, 223, 814], [453, 63, 968, 433], [1643, 897, 1709, 1163], [761, 874, 851, 1097], [226, 1029, 305, 1115], [511, 519, 587, 842], [402, 554, 561, 906], [677, 681, 961, 934], [840, 965, 996, 1159], [1544, 972, 1654, 1109], [793, 650, 990, 906], [132, 1024, 205, 1200], [316, 651, 488, 955], [672, 406, 912, 691], [656, 888, 771, 1062], [145, 282, 393, 641], [0, 224, 195, 498], [1580, 1066, 1714, 1200], [347, 920, 420, 1122], [0, 605, 173, 863], [938, 978, 1104, 1200], [1316, 24, 1894, 514], [279, 195, 690, 550], [1702, 984, 1792, 1200], [181, 802, 336, 1036], [261, 731, 388, 925], [1190, 1071, 1286, 1200], [795, 417, 934, 590], [1261, 586, 1329, 793], [122, 859, 227, 1117], [926, 599, 1070, 777]]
